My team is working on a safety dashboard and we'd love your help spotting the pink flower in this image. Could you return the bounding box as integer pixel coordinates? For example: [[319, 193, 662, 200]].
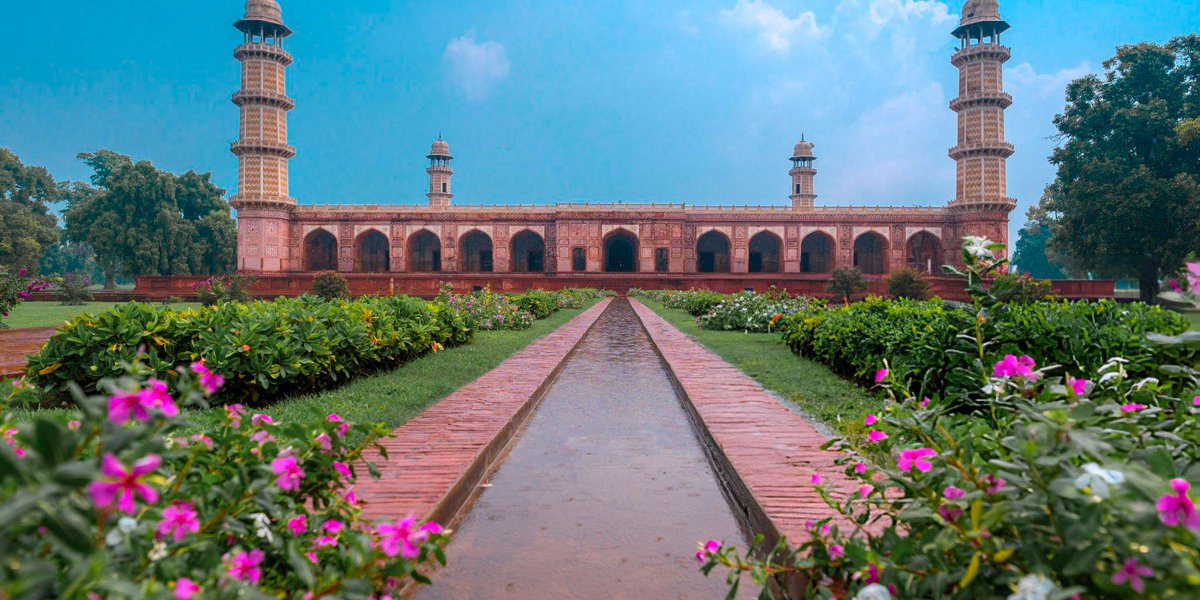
[[157, 501, 201, 541], [376, 516, 433, 559], [897, 448, 937, 473], [315, 536, 338, 548], [321, 519, 345, 535], [88, 453, 161, 514], [829, 544, 845, 559], [250, 430, 275, 446], [190, 361, 225, 396], [811, 473, 823, 485], [327, 414, 349, 438], [1121, 403, 1147, 413], [983, 474, 1006, 494], [1168, 279, 1182, 292], [943, 486, 966, 500], [226, 549, 264, 584], [874, 368, 889, 384], [107, 380, 178, 425], [225, 404, 246, 428], [858, 484, 872, 498], [287, 514, 307, 536], [1156, 479, 1200, 530], [67, 420, 81, 430], [695, 539, 721, 563], [920, 397, 931, 408], [333, 461, 353, 480], [867, 429, 888, 443], [938, 505, 964, 523], [189, 434, 214, 449], [315, 433, 333, 452], [864, 414, 878, 426], [343, 487, 358, 505], [251, 414, 275, 427], [1112, 558, 1154, 593], [1187, 263, 1200, 290], [305, 551, 319, 564], [854, 462, 868, 475], [1194, 395, 1200, 407], [1066, 376, 1089, 396], [174, 578, 200, 600], [993, 354, 1037, 380], [271, 455, 305, 492]]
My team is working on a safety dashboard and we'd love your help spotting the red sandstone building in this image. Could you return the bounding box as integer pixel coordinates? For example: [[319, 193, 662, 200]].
[[228, 0, 1017, 294]]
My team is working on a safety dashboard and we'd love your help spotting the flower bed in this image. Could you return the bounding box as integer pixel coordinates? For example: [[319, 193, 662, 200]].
[[698, 291, 823, 333], [25, 295, 472, 404], [1, 363, 447, 598], [630, 289, 732, 317], [437, 285, 535, 331]]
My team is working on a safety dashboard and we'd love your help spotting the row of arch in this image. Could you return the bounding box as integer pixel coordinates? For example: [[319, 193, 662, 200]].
[[303, 228, 943, 275]]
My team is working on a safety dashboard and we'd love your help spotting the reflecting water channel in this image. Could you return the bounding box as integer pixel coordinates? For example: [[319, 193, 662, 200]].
[[418, 299, 755, 599]]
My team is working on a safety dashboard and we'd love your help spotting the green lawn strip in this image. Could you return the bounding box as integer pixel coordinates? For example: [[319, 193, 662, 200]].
[[640, 300, 877, 436], [4, 301, 201, 329], [1183, 311, 1200, 331]]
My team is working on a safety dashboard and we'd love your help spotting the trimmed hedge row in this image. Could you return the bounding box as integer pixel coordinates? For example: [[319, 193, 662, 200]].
[[25, 296, 472, 404], [782, 296, 1193, 399]]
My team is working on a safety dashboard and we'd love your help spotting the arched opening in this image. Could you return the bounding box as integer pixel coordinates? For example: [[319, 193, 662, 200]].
[[696, 230, 731, 273], [748, 231, 782, 273], [459, 230, 494, 273], [906, 231, 942, 274], [853, 232, 888, 275], [355, 230, 390, 273], [801, 232, 834, 274], [407, 230, 441, 273], [510, 230, 546, 273], [303, 229, 337, 272], [603, 230, 638, 273]]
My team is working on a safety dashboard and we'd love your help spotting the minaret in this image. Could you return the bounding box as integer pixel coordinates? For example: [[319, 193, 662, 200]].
[[231, 0, 296, 271], [427, 136, 454, 207], [789, 136, 817, 209], [948, 0, 1016, 212]]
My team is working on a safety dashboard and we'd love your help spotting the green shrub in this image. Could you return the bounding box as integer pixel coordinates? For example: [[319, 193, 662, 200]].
[[827, 268, 868, 304], [886, 268, 933, 300], [658, 289, 730, 317], [698, 292, 823, 333], [25, 295, 472, 404], [194, 274, 257, 306], [2, 363, 449, 597], [990, 272, 1056, 303], [509, 290, 559, 319], [310, 271, 349, 301], [56, 271, 94, 305], [554, 288, 609, 309]]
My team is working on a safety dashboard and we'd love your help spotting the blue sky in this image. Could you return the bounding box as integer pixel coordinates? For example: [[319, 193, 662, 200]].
[[1, 1, 1195, 243]]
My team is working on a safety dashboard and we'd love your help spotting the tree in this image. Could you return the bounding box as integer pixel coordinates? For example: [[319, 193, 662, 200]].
[[828, 268, 868, 304], [64, 151, 237, 288], [0, 149, 61, 272], [1011, 205, 1068, 280], [1041, 35, 1200, 303], [886, 268, 933, 300]]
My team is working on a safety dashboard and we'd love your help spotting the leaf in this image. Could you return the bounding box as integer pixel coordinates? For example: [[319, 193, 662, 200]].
[[959, 552, 981, 589], [38, 362, 63, 376], [286, 541, 315, 588]]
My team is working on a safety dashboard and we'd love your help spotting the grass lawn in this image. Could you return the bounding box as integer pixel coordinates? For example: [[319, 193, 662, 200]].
[[4, 301, 201, 329], [1184, 311, 1200, 331], [640, 300, 876, 436]]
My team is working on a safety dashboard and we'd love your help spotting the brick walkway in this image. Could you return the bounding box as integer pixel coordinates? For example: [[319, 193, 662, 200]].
[[0, 327, 56, 379], [356, 298, 612, 526], [628, 298, 858, 545]]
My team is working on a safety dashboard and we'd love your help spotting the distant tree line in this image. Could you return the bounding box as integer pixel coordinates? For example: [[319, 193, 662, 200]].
[[0, 148, 236, 289]]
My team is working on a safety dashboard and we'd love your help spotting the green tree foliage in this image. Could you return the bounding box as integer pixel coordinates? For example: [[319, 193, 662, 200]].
[[1042, 35, 1200, 302], [827, 268, 868, 304], [1011, 205, 1068, 280], [64, 151, 237, 287], [0, 149, 61, 272]]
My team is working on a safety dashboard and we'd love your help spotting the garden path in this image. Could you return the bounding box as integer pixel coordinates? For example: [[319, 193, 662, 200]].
[[0, 327, 55, 379]]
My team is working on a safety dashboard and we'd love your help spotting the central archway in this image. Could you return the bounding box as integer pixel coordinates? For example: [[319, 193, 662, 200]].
[[906, 231, 942, 274], [801, 232, 834, 274], [854, 232, 888, 275], [696, 230, 731, 273], [355, 230, 390, 273], [748, 231, 782, 273], [511, 230, 546, 273], [603, 230, 638, 273], [304, 229, 337, 272], [459, 230, 494, 273], [407, 230, 442, 273]]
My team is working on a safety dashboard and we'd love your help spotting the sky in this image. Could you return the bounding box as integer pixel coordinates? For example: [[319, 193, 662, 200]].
[[1, 1, 1195, 244]]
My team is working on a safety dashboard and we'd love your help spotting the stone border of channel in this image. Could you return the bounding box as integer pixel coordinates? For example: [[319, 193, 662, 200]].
[[629, 298, 858, 596], [357, 297, 612, 532]]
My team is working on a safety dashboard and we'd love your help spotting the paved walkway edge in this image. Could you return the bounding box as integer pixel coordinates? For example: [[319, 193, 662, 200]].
[[628, 299, 856, 562], [358, 298, 612, 534]]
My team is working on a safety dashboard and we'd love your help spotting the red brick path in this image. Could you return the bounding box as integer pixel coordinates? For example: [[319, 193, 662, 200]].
[[356, 298, 612, 526], [628, 298, 858, 545], [0, 327, 56, 379]]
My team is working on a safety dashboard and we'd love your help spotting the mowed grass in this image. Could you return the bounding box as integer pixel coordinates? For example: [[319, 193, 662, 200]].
[[4, 301, 201, 329], [1183, 311, 1200, 331], [639, 300, 876, 435]]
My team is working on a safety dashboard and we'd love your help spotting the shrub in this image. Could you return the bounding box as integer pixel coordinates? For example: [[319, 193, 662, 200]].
[[437, 284, 534, 331], [701, 350, 1200, 599], [886, 268, 932, 300], [1, 363, 448, 597], [0, 267, 54, 326], [698, 292, 823, 333], [828, 268, 868, 304], [989, 272, 1056, 303], [509, 290, 559, 319], [658, 289, 730, 317], [194, 274, 257, 306], [57, 271, 94, 305], [25, 295, 472, 404], [310, 271, 349, 301], [554, 288, 610, 309]]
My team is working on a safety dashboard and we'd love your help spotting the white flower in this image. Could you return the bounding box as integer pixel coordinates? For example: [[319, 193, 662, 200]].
[[249, 512, 274, 542], [148, 541, 168, 562], [106, 516, 139, 546], [854, 584, 892, 600], [1008, 574, 1056, 600], [962, 236, 994, 259], [1074, 463, 1125, 499]]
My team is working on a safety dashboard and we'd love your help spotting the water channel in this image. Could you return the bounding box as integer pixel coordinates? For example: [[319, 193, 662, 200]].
[[418, 299, 755, 599]]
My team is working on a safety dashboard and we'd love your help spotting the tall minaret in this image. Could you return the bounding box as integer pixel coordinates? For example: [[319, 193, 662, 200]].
[[427, 137, 454, 207], [948, 0, 1015, 212], [231, 0, 296, 271], [789, 136, 817, 209]]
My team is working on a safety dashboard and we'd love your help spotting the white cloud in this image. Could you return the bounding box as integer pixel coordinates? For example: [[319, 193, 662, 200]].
[[443, 31, 511, 101], [720, 1, 830, 54], [1008, 62, 1092, 99], [864, 0, 955, 27]]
